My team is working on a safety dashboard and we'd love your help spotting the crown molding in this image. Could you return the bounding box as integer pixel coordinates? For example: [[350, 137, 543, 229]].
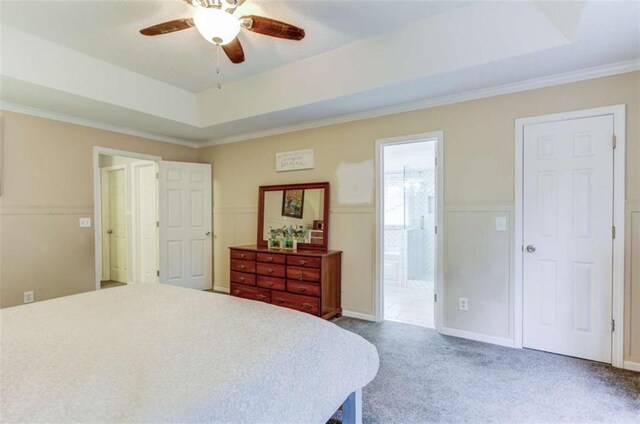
[[0, 102, 200, 148], [2, 59, 638, 150], [200, 58, 640, 147]]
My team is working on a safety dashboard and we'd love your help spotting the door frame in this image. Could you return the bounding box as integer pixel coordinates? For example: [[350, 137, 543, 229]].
[[514, 105, 625, 368], [93, 147, 161, 291], [374, 131, 445, 329]]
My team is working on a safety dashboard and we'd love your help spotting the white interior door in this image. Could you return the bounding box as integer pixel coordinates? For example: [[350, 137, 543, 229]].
[[158, 161, 212, 290], [133, 161, 158, 283], [107, 168, 128, 283], [522, 115, 614, 363]]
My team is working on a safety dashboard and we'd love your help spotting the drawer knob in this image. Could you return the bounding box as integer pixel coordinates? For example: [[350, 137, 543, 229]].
[[232, 289, 241, 295], [240, 254, 246, 259], [266, 257, 274, 262], [240, 264, 246, 270], [297, 287, 306, 293], [267, 268, 274, 275], [239, 277, 245, 282], [268, 282, 275, 287], [275, 297, 285, 304], [299, 260, 307, 265], [297, 273, 304, 281], [256, 294, 267, 301], [301, 303, 312, 310]]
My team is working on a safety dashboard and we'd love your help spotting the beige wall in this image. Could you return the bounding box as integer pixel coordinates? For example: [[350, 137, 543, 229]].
[[199, 72, 640, 361], [0, 111, 199, 307], [1, 72, 638, 362]]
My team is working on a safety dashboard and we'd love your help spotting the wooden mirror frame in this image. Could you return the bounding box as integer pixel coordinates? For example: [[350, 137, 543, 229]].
[[257, 182, 330, 251]]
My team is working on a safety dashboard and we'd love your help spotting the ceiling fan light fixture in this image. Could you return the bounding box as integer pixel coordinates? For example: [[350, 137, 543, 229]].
[[220, 0, 239, 12], [193, 7, 240, 45]]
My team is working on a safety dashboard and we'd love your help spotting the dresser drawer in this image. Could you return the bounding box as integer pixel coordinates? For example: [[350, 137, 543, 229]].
[[257, 252, 286, 264], [230, 250, 256, 261], [230, 271, 256, 286], [287, 255, 321, 268], [257, 263, 286, 278], [287, 280, 320, 297], [271, 292, 320, 316], [257, 275, 286, 291], [287, 266, 321, 283], [230, 283, 270, 303], [231, 259, 256, 273]]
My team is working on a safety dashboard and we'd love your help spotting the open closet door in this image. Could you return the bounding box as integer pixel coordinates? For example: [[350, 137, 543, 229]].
[[158, 161, 212, 290]]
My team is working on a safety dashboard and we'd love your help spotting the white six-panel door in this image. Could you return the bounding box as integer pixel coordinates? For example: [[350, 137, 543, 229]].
[[522, 115, 614, 363], [158, 161, 212, 290], [107, 168, 128, 283]]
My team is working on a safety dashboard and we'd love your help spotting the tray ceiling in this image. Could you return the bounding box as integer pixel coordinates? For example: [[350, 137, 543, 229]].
[[1, 0, 639, 146], [1, 0, 471, 92]]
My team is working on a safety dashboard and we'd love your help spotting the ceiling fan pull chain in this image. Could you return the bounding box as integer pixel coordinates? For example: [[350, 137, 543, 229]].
[[216, 45, 222, 90]]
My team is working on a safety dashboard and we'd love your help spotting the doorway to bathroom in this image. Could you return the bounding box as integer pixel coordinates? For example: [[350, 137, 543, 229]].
[[377, 134, 442, 328]]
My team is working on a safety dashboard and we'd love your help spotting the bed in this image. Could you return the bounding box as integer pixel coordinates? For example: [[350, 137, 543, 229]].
[[0, 284, 379, 423]]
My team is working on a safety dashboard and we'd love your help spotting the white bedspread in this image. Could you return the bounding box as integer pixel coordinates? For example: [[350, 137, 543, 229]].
[[1, 284, 379, 423]]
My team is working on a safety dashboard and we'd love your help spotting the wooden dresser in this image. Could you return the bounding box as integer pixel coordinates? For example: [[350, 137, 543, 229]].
[[229, 245, 342, 319]]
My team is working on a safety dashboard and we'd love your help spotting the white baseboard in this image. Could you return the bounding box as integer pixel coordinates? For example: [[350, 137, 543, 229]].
[[342, 310, 377, 322], [439, 326, 516, 348], [623, 360, 640, 372], [213, 285, 230, 293]]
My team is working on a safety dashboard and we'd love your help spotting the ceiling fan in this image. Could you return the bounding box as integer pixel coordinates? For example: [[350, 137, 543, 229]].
[[139, 0, 305, 65]]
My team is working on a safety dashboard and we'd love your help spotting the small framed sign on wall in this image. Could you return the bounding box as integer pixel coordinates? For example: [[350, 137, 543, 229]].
[[275, 149, 314, 172]]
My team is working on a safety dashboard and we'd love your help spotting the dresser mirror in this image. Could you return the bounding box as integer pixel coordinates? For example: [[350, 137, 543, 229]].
[[257, 182, 330, 251]]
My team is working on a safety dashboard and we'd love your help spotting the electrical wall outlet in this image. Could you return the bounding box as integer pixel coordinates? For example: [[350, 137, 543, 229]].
[[24, 291, 34, 304], [79, 217, 91, 228], [459, 297, 469, 311]]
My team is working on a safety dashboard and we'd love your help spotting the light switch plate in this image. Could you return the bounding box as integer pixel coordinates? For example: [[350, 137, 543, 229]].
[[79, 217, 91, 228], [495, 216, 507, 231], [459, 297, 469, 311]]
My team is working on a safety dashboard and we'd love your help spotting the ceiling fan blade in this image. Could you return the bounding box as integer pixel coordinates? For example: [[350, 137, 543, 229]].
[[140, 18, 194, 36], [222, 38, 245, 64], [241, 15, 305, 40]]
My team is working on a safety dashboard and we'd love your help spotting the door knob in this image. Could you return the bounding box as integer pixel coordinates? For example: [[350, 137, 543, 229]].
[[206, 232, 211, 236], [106, 229, 113, 234], [526, 245, 536, 253]]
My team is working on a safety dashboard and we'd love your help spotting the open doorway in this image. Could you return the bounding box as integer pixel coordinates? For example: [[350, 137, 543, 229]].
[[98, 153, 159, 288], [93, 148, 213, 292], [377, 133, 443, 328]]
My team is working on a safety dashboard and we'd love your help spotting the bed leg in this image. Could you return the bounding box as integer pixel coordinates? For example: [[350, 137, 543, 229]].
[[342, 389, 362, 424]]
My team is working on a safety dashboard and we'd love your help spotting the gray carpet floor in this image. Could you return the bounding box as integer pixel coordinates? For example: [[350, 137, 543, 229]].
[[334, 318, 640, 423]]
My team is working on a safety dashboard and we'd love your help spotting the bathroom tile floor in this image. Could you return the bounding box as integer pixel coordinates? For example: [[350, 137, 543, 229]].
[[384, 280, 434, 328]]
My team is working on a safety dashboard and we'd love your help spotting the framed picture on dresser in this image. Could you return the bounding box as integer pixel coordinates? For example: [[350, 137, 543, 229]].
[[281, 189, 305, 218]]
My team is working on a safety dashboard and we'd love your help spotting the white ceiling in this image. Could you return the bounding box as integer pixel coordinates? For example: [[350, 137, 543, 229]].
[[0, 0, 471, 92], [1, 0, 639, 146]]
